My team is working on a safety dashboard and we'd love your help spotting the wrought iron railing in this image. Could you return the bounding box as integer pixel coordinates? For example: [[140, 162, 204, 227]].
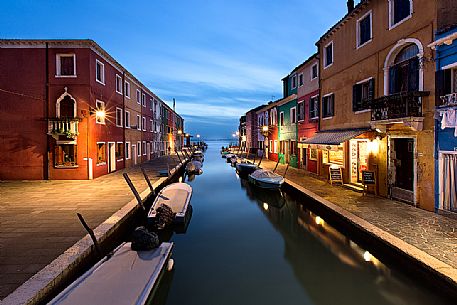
[[48, 118, 80, 139], [440, 93, 457, 107], [371, 91, 429, 121]]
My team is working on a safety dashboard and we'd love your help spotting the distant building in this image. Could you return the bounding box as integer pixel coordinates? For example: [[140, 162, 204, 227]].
[[0, 39, 183, 180]]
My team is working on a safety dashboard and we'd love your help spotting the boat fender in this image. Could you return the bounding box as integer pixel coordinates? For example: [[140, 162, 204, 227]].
[[167, 258, 174, 271]]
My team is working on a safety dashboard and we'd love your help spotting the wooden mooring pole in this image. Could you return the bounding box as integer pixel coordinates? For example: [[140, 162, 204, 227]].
[[77, 213, 102, 258], [140, 167, 155, 195], [122, 173, 146, 210]]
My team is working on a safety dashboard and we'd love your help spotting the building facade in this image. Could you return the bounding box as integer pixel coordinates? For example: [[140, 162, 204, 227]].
[[0, 39, 183, 180]]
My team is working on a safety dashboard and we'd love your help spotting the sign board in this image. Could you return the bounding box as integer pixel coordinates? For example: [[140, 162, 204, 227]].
[[361, 170, 376, 185], [329, 167, 343, 185]]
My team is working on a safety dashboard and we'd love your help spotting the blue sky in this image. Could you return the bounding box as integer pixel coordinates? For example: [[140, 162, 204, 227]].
[[0, 0, 349, 139]]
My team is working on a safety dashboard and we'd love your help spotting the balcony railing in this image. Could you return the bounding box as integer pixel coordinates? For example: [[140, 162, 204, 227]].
[[371, 91, 429, 121], [48, 118, 80, 139], [439, 93, 457, 107]]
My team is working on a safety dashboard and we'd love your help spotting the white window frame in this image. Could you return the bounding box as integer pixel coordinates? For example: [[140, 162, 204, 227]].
[[150, 99, 153, 110], [124, 81, 131, 99], [150, 119, 153, 132], [279, 111, 284, 126], [274, 140, 278, 153], [142, 116, 146, 131], [291, 74, 297, 89], [142, 141, 147, 156], [56, 54, 76, 77], [271, 108, 277, 125], [95, 100, 105, 125], [356, 10, 373, 49], [324, 41, 334, 69], [96, 142, 107, 166], [290, 106, 297, 124], [142, 93, 146, 107], [115, 74, 123, 94], [297, 101, 304, 122], [298, 73, 304, 87], [125, 110, 130, 128], [136, 89, 141, 104], [95, 59, 105, 85], [137, 114, 141, 130], [311, 63, 318, 80], [115, 107, 123, 127], [389, 0, 413, 30], [116, 141, 124, 162], [322, 92, 335, 119], [125, 142, 131, 160], [309, 94, 320, 120], [137, 141, 141, 157]]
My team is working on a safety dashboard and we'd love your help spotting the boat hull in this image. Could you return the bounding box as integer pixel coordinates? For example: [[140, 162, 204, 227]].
[[148, 183, 193, 225]]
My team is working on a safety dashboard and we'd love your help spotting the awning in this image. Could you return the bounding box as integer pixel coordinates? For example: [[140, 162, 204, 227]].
[[301, 129, 370, 145]]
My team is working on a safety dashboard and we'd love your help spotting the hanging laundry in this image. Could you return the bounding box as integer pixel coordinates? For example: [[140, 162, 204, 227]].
[[440, 109, 457, 136]]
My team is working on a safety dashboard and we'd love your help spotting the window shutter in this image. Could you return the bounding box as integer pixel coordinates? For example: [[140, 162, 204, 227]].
[[368, 78, 375, 108], [353, 84, 358, 111]]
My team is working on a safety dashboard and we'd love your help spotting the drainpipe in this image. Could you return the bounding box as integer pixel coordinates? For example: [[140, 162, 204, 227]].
[[44, 42, 50, 180], [122, 71, 126, 169]]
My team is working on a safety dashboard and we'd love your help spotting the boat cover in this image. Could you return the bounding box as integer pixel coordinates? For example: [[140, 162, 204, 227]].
[[49, 242, 173, 305], [250, 169, 282, 180]]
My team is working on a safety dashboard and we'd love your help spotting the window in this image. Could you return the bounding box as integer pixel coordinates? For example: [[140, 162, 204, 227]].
[[116, 107, 123, 127], [322, 94, 335, 118], [125, 142, 131, 159], [125, 110, 130, 128], [59, 96, 76, 118], [297, 102, 304, 121], [150, 119, 153, 132], [291, 75, 297, 89], [142, 117, 146, 131], [54, 144, 77, 167], [269, 140, 273, 150], [279, 112, 284, 126], [357, 11, 372, 47], [311, 63, 318, 80], [116, 142, 124, 160], [136, 115, 141, 130], [299, 73, 304, 87], [290, 107, 297, 124], [309, 96, 319, 119], [310, 148, 318, 161], [142, 93, 146, 107], [137, 141, 141, 157], [150, 99, 153, 110], [274, 140, 278, 153], [353, 78, 374, 112], [291, 140, 297, 155], [56, 54, 76, 77], [389, 0, 412, 28], [142, 141, 147, 155], [323, 145, 344, 166], [95, 100, 105, 124], [125, 81, 131, 98], [116, 75, 123, 94], [95, 59, 105, 84], [270, 109, 277, 125], [389, 44, 419, 94], [97, 142, 106, 164], [136, 90, 141, 104], [324, 42, 333, 68]]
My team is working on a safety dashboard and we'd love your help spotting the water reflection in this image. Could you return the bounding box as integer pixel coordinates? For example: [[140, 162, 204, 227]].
[[241, 180, 447, 305]]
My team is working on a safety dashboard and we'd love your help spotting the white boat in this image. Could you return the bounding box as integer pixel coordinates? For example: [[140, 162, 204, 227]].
[[248, 169, 284, 189], [192, 150, 204, 162], [48, 242, 174, 305], [148, 183, 192, 224], [235, 162, 258, 177], [185, 160, 203, 175]]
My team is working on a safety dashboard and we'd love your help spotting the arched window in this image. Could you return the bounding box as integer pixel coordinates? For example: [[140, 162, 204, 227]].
[[60, 96, 75, 118], [389, 44, 419, 94]]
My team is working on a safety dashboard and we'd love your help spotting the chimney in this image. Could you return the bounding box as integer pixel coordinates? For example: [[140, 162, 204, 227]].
[[347, 0, 355, 13]]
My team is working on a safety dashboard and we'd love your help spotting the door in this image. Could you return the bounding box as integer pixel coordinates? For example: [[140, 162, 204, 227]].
[[356, 141, 369, 183], [132, 145, 137, 165], [147, 142, 151, 161], [301, 147, 307, 169], [108, 143, 116, 173], [390, 137, 415, 203]]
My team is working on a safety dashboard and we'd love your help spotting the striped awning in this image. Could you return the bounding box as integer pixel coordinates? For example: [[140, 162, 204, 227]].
[[301, 129, 370, 145]]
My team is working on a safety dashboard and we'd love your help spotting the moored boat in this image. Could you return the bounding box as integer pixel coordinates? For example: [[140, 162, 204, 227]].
[[248, 169, 284, 189], [185, 160, 203, 175], [48, 242, 174, 305], [192, 150, 204, 162], [236, 162, 258, 177], [148, 183, 192, 224]]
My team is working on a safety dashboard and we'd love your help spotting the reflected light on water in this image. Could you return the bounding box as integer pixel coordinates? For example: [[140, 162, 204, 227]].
[[263, 203, 269, 211], [315, 216, 324, 226]]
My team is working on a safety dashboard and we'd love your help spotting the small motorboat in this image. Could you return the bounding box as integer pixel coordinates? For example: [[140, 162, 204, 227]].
[[248, 169, 284, 189], [236, 162, 258, 177], [148, 183, 192, 224], [49, 242, 174, 305], [225, 154, 234, 162], [192, 150, 204, 162], [185, 160, 203, 175]]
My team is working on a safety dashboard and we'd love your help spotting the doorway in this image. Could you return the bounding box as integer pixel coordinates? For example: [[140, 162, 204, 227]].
[[350, 139, 369, 184], [389, 137, 415, 203], [132, 145, 137, 165], [108, 142, 116, 173]]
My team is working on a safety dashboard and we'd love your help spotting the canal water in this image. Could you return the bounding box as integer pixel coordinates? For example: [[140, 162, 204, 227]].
[[156, 141, 450, 305]]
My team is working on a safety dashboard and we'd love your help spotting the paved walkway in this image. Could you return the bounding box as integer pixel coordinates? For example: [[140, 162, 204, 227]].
[[254, 157, 457, 269], [0, 155, 180, 300]]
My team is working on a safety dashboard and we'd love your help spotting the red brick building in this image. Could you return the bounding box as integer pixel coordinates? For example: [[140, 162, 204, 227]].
[[0, 39, 183, 180]]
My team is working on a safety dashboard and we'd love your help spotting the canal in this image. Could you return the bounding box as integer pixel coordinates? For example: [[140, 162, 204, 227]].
[[155, 141, 451, 305]]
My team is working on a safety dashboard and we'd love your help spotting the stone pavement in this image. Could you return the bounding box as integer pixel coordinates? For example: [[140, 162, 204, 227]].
[[0, 155, 180, 300], [254, 157, 457, 269]]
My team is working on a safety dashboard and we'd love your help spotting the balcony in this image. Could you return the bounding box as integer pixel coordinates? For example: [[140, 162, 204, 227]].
[[439, 93, 457, 107], [371, 91, 429, 122], [48, 118, 80, 140]]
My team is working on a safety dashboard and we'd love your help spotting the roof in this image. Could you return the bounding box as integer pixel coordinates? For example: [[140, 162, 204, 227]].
[[282, 52, 319, 80], [302, 128, 370, 145], [316, 0, 370, 45]]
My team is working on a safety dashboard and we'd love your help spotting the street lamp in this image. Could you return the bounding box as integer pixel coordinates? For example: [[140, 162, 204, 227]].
[[197, 134, 200, 138]]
